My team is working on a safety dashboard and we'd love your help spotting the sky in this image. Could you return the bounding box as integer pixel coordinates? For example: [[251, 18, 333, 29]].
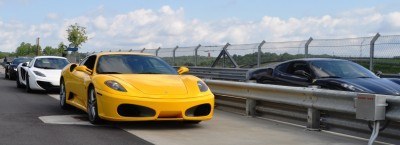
[[1, 0, 400, 52]]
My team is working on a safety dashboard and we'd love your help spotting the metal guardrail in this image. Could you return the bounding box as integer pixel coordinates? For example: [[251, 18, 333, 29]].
[[175, 66, 249, 81], [205, 79, 400, 144]]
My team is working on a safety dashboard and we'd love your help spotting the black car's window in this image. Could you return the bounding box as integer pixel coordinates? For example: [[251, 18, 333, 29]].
[[96, 54, 177, 74], [275, 62, 289, 73], [310, 60, 378, 79], [82, 55, 96, 70], [287, 61, 311, 75], [34, 58, 69, 69], [12, 58, 32, 65]]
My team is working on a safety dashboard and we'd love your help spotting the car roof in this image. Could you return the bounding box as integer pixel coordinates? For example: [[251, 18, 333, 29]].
[[93, 52, 154, 57], [34, 56, 67, 59], [284, 58, 350, 62]]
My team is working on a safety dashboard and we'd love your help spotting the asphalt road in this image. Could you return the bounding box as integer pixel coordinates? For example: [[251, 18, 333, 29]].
[[0, 67, 379, 145], [0, 68, 152, 145]]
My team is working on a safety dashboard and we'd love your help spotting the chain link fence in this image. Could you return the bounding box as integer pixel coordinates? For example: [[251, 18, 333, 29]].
[[80, 33, 400, 74]]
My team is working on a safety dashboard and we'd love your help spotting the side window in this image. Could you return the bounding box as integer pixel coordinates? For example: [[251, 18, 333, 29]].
[[288, 61, 311, 75], [83, 55, 97, 70], [275, 62, 289, 73]]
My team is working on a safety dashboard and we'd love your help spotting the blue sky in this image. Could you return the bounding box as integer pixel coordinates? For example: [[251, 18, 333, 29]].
[[0, 0, 400, 52]]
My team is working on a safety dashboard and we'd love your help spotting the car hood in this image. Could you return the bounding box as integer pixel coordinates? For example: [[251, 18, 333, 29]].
[[322, 78, 400, 95], [32, 68, 62, 79], [110, 74, 188, 96]]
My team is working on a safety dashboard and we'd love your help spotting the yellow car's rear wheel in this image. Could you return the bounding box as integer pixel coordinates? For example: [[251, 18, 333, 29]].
[[88, 86, 102, 124]]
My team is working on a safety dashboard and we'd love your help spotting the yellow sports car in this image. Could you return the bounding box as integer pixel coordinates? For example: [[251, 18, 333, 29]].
[[60, 52, 214, 124]]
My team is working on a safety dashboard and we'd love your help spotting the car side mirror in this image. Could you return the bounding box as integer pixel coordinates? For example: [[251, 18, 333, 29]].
[[75, 65, 93, 75], [294, 70, 311, 79], [6, 62, 10, 65], [177, 66, 189, 75], [22, 62, 28, 67], [375, 71, 382, 77]]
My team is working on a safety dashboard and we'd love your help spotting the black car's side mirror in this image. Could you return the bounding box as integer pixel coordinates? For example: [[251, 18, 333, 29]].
[[375, 71, 382, 77], [22, 62, 28, 67], [294, 70, 311, 79]]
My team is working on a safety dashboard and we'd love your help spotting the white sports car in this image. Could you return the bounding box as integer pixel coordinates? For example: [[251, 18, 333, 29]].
[[16, 56, 70, 92]]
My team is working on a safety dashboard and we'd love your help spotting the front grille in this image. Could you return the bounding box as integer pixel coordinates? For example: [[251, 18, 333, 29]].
[[185, 104, 212, 117], [117, 104, 156, 117], [36, 81, 58, 90]]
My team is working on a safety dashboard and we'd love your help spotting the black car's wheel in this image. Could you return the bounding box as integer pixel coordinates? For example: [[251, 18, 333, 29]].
[[16, 74, 23, 88], [4, 69, 9, 79], [60, 80, 70, 110], [88, 86, 102, 124], [25, 74, 32, 93]]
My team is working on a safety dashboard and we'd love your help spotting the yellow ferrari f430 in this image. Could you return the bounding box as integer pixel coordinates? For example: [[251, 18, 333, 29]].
[[60, 52, 214, 124]]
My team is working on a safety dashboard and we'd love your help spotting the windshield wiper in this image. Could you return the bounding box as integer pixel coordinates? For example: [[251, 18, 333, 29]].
[[320, 76, 342, 78], [99, 72, 122, 74], [138, 72, 161, 74], [357, 76, 372, 78], [36, 66, 56, 69]]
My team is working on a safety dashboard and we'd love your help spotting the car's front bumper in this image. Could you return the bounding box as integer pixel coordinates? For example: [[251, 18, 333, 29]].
[[96, 89, 214, 121], [30, 75, 60, 91]]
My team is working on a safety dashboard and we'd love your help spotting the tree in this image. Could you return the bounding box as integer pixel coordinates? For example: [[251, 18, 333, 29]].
[[57, 42, 67, 56], [67, 23, 88, 48]]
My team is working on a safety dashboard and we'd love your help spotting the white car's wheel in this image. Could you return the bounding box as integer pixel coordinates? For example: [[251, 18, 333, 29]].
[[25, 74, 32, 93]]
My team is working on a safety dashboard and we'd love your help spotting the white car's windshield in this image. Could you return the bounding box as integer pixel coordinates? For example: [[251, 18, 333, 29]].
[[34, 58, 69, 69]]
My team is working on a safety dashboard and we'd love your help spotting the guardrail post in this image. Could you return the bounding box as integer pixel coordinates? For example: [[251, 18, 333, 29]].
[[155, 47, 161, 56], [140, 48, 146, 53], [246, 99, 257, 116], [194, 44, 201, 66], [307, 108, 320, 130], [304, 37, 313, 58], [257, 40, 266, 68], [369, 33, 380, 71], [173, 46, 179, 65]]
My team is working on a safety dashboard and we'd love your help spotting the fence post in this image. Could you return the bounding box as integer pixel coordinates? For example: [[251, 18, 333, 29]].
[[305, 37, 313, 58], [246, 99, 257, 117], [307, 107, 320, 131], [257, 40, 266, 68], [155, 47, 161, 56], [370, 33, 380, 71], [194, 44, 201, 66], [173, 46, 179, 66], [140, 48, 146, 53]]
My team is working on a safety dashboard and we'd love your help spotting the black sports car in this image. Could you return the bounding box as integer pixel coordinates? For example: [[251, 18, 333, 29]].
[[5, 57, 32, 80], [248, 58, 400, 96]]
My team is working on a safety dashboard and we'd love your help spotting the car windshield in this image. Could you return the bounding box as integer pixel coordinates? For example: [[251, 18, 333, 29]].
[[34, 58, 69, 69], [96, 54, 177, 75], [12, 58, 32, 65], [310, 60, 378, 79]]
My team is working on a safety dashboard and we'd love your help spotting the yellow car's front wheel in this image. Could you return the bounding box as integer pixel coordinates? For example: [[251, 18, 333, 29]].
[[88, 86, 102, 124], [59, 80, 71, 110]]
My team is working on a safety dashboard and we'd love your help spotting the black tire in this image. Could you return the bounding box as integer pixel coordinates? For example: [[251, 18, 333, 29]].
[[87, 86, 102, 124], [5, 69, 9, 79], [60, 79, 71, 110], [16, 74, 23, 88], [26, 74, 32, 93]]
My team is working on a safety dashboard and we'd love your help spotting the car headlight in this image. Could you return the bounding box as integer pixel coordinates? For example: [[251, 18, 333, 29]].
[[341, 84, 364, 92], [197, 80, 209, 92], [13, 68, 17, 71], [33, 71, 46, 77], [105, 80, 127, 92]]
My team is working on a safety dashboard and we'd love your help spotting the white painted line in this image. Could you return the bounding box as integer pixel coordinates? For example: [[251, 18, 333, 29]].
[[48, 94, 59, 100], [39, 115, 92, 126]]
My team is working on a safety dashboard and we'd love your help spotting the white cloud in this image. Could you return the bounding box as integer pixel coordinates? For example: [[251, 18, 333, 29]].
[[1, 6, 400, 53], [46, 13, 59, 20]]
